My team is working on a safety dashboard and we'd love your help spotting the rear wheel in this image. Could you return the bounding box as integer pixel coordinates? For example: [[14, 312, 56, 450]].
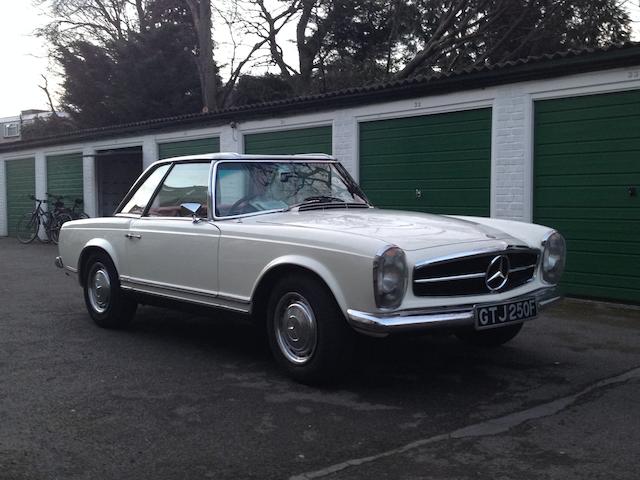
[[455, 323, 523, 347], [50, 213, 72, 245], [83, 252, 137, 329], [266, 274, 354, 384], [16, 213, 39, 244]]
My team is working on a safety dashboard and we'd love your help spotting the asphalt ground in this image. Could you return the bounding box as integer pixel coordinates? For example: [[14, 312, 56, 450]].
[[1, 237, 639, 480]]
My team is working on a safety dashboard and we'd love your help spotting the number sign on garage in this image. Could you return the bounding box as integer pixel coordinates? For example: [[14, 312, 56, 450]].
[[534, 90, 640, 304], [6, 158, 36, 237], [244, 126, 332, 155], [158, 137, 220, 160], [359, 108, 491, 216], [47, 152, 83, 205]]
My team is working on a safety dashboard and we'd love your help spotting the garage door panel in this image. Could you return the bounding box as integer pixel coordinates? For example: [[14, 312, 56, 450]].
[[158, 137, 220, 159], [536, 121, 639, 144], [537, 138, 640, 156], [360, 108, 491, 217], [560, 281, 640, 303], [363, 109, 489, 132], [360, 134, 489, 156], [535, 219, 639, 243], [364, 161, 489, 180], [47, 153, 83, 204], [536, 173, 639, 187], [362, 150, 488, 166], [536, 90, 640, 113], [536, 186, 638, 208], [535, 153, 637, 176], [534, 89, 640, 303], [536, 207, 637, 222], [244, 126, 331, 155], [367, 188, 488, 215], [567, 251, 640, 278], [536, 101, 640, 124], [6, 158, 36, 237], [364, 120, 490, 139]]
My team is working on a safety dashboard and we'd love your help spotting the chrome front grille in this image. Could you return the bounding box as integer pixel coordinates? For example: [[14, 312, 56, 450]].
[[413, 248, 539, 297]]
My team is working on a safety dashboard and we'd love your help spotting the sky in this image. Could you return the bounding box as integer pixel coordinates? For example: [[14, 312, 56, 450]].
[[0, 0, 639, 119]]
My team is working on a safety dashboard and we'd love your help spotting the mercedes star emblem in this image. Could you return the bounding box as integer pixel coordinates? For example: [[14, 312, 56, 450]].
[[485, 255, 510, 291]]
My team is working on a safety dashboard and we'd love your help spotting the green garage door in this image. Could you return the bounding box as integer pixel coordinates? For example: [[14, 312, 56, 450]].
[[6, 158, 35, 237], [360, 108, 491, 216], [244, 126, 332, 155], [534, 90, 640, 303], [158, 137, 220, 159], [47, 153, 83, 204]]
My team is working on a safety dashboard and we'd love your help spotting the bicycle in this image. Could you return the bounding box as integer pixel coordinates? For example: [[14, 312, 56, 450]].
[[47, 193, 89, 220], [16, 195, 72, 245]]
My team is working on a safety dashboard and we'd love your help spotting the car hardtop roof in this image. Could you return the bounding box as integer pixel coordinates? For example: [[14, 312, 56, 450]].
[[150, 152, 336, 167]]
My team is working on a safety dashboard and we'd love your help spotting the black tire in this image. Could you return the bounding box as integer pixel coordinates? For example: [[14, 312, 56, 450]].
[[16, 213, 39, 244], [455, 323, 523, 347], [83, 252, 137, 329], [266, 273, 354, 384], [50, 213, 72, 245]]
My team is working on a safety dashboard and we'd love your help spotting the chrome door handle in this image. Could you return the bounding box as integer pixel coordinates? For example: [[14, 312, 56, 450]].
[[125, 233, 142, 239]]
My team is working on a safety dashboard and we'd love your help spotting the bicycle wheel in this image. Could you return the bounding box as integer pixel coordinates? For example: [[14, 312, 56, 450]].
[[50, 213, 72, 245], [16, 213, 39, 244]]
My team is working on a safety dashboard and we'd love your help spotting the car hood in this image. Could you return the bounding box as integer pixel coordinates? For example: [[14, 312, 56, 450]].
[[255, 208, 519, 251]]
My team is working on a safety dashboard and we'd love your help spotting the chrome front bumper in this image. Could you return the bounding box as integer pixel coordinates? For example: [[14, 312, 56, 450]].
[[346, 287, 562, 337]]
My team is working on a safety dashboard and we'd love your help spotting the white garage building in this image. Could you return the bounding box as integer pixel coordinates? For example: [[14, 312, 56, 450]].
[[1, 43, 639, 304]]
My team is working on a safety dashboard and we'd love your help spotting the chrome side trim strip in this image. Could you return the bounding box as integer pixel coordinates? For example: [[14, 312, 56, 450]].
[[120, 284, 250, 313], [120, 275, 219, 298], [119, 275, 251, 313]]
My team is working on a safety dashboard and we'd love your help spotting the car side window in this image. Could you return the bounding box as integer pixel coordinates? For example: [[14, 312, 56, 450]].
[[147, 162, 210, 218], [120, 164, 171, 215]]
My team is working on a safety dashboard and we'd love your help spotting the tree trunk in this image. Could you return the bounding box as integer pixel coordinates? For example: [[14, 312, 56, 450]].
[[186, 0, 218, 112]]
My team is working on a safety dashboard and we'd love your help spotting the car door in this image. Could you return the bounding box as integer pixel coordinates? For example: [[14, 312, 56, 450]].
[[124, 162, 221, 304]]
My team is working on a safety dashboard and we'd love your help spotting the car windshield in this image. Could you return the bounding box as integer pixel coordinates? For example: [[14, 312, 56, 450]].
[[215, 161, 369, 217]]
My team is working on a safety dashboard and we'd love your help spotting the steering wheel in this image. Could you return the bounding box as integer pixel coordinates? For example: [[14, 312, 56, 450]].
[[228, 194, 258, 216]]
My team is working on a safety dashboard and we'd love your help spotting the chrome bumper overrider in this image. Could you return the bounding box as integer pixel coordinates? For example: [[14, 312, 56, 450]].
[[55, 256, 64, 269], [346, 287, 561, 337]]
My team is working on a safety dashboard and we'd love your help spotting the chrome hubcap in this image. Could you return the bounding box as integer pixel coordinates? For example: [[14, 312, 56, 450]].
[[274, 293, 317, 365], [88, 264, 111, 314]]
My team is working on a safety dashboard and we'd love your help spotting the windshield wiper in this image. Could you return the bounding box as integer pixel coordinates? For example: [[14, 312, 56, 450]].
[[284, 196, 345, 212], [303, 195, 345, 203]]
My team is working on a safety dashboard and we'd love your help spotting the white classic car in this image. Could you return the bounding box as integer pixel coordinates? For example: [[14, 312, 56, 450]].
[[56, 153, 565, 382]]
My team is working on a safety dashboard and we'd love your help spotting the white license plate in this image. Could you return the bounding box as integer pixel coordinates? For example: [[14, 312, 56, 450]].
[[475, 298, 537, 330]]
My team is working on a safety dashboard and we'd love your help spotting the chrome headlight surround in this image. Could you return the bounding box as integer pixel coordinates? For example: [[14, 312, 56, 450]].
[[541, 231, 566, 285], [373, 246, 407, 309]]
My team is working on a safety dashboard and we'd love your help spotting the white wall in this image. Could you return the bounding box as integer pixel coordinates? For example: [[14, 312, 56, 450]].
[[1, 63, 640, 235]]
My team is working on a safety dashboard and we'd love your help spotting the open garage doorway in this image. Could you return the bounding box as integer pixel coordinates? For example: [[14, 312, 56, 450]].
[[96, 146, 143, 216]]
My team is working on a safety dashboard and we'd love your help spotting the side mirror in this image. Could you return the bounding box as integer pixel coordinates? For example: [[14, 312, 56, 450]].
[[180, 203, 204, 223]]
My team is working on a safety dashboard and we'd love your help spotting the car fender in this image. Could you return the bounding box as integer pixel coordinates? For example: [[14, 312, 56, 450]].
[[80, 238, 122, 274], [253, 254, 351, 314]]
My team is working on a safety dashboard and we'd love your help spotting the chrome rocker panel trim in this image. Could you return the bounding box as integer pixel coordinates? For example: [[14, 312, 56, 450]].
[[346, 287, 561, 337]]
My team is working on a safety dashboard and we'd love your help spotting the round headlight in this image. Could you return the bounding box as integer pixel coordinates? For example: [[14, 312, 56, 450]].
[[373, 246, 407, 309], [541, 231, 566, 285]]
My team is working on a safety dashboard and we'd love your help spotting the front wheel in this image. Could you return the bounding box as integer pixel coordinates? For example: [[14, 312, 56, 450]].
[[83, 252, 137, 329], [16, 213, 39, 244], [455, 323, 523, 347], [266, 274, 354, 384]]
